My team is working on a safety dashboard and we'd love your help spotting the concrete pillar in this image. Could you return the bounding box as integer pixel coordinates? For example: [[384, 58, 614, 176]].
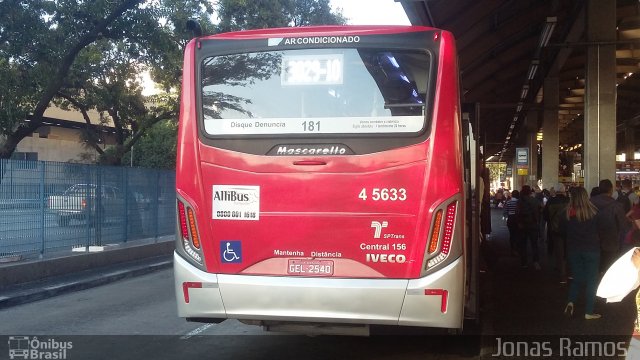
[[526, 109, 539, 187], [542, 77, 559, 189], [584, 0, 617, 191], [625, 119, 635, 160], [513, 156, 524, 191]]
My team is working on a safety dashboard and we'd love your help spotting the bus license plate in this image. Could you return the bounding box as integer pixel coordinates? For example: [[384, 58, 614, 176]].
[[287, 259, 334, 276]]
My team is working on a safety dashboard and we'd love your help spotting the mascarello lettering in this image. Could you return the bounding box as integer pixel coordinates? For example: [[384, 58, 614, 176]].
[[276, 146, 347, 155]]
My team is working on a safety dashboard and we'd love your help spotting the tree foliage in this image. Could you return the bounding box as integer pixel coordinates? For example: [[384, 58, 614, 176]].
[[486, 162, 507, 184], [0, 0, 346, 165], [216, 0, 346, 32], [126, 119, 177, 169], [0, 0, 214, 163], [149, 0, 347, 168]]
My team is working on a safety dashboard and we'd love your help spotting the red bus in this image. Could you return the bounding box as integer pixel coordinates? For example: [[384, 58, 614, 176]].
[[175, 25, 480, 334]]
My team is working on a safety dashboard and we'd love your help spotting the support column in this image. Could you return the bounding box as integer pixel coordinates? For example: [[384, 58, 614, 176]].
[[584, 0, 617, 191], [625, 119, 635, 160], [526, 109, 539, 187], [542, 77, 560, 189], [512, 156, 522, 191]]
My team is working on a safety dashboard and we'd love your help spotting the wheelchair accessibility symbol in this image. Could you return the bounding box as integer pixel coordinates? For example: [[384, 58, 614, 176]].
[[221, 241, 242, 263]]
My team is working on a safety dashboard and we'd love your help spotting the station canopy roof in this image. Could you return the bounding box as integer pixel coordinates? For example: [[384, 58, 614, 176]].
[[399, 0, 640, 162]]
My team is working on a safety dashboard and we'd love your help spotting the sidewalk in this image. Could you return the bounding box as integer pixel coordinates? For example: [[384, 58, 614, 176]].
[[0, 235, 174, 309], [482, 207, 637, 336]]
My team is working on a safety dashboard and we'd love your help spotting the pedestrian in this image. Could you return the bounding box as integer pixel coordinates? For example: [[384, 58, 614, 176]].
[[590, 186, 601, 198], [591, 179, 627, 272], [503, 190, 520, 256], [618, 179, 638, 214], [535, 188, 548, 245], [516, 185, 541, 269], [544, 183, 570, 283], [544, 187, 557, 256], [626, 248, 640, 358], [540, 188, 551, 246], [560, 186, 602, 320], [624, 197, 640, 251], [495, 190, 504, 209], [618, 179, 638, 251]]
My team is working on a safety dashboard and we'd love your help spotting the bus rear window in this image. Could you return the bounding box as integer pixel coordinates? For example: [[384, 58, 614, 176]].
[[200, 48, 432, 136]]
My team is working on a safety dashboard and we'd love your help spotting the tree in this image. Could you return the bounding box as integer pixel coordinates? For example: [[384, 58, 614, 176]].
[[486, 162, 507, 185], [127, 119, 177, 169], [0, 0, 214, 162], [1, 0, 141, 158], [0, 0, 345, 164], [137, 0, 346, 167], [55, 39, 180, 165], [289, 0, 347, 27], [216, 0, 346, 32]]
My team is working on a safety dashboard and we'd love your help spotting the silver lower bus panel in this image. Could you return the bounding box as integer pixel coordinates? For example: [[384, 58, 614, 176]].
[[174, 252, 464, 330]]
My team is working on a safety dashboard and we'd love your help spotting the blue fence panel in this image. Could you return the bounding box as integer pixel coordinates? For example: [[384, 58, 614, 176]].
[[0, 159, 176, 259]]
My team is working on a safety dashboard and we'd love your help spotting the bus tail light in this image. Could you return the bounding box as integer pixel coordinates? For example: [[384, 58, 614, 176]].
[[427, 210, 443, 254], [177, 199, 203, 265], [178, 201, 189, 240], [426, 201, 457, 269], [187, 208, 201, 249]]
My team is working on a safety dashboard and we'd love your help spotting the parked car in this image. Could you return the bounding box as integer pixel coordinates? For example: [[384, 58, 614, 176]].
[[47, 184, 124, 227]]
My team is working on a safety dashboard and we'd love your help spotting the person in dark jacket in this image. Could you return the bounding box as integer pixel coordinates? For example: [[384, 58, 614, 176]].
[[517, 185, 541, 269], [591, 179, 627, 272], [560, 186, 602, 320], [544, 183, 570, 283], [503, 190, 520, 255]]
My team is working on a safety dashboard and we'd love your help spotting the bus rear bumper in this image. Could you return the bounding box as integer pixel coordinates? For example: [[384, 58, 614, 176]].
[[174, 252, 464, 329]]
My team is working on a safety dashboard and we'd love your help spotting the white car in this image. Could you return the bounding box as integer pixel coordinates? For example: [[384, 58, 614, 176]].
[[47, 184, 124, 227]]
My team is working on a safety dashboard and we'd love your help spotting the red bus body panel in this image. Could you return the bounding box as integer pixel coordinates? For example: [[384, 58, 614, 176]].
[[177, 26, 462, 280], [175, 26, 470, 329]]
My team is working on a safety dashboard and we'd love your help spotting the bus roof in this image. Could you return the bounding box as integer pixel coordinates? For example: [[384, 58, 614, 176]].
[[198, 25, 440, 41]]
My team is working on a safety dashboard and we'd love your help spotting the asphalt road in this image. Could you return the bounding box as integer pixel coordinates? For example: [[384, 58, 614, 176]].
[[1, 208, 638, 359], [0, 269, 476, 360]]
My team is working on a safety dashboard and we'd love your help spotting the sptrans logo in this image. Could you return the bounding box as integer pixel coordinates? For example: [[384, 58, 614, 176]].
[[8, 336, 72, 359], [370, 221, 388, 239]]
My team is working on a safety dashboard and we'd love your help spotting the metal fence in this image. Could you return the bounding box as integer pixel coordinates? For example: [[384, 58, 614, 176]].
[[0, 159, 176, 259]]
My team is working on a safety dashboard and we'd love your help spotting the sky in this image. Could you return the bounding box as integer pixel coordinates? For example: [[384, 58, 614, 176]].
[[331, 0, 410, 25]]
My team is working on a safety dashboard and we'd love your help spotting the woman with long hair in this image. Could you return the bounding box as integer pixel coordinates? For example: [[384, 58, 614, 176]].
[[560, 186, 602, 320]]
